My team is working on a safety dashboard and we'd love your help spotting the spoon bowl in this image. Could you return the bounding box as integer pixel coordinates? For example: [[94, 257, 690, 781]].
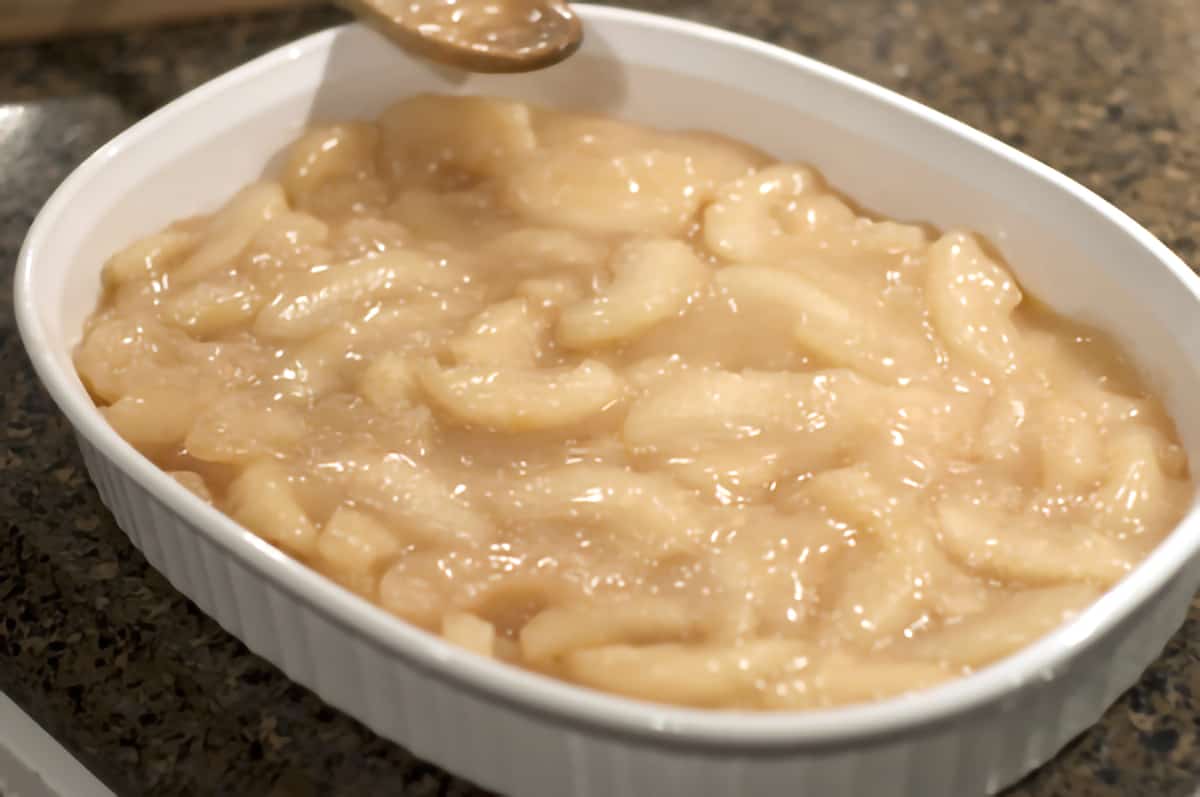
[[338, 0, 583, 73]]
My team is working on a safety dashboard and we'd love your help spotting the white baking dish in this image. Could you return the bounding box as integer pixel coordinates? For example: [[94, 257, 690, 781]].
[[15, 7, 1200, 795]]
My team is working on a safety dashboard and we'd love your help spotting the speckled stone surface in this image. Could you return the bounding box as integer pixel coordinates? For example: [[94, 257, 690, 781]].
[[2, 1, 1200, 794]]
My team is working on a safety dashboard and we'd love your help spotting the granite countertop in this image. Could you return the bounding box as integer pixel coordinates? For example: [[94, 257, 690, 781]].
[[3, 1, 1200, 794]]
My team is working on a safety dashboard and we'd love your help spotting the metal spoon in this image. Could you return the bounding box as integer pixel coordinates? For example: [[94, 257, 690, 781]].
[[337, 0, 583, 73]]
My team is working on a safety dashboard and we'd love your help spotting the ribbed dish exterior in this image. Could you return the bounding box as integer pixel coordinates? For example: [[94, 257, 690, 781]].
[[74, 432, 1199, 797]]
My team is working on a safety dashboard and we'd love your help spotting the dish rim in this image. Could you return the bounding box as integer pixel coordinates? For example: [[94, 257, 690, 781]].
[[14, 3, 1200, 750]]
